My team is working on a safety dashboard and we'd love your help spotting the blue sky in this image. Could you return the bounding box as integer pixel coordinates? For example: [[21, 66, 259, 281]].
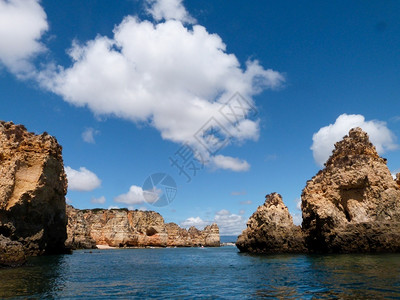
[[1, 0, 400, 235]]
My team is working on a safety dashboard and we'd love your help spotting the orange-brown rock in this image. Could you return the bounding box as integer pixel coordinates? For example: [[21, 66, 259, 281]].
[[165, 223, 192, 247], [236, 193, 306, 253], [0, 121, 68, 263], [302, 127, 400, 253], [66, 205, 220, 248], [238, 128, 400, 254], [188, 223, 220, 247]]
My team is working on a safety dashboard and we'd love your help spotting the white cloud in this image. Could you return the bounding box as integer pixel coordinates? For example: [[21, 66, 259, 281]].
[[146, 0, 195, 24], [82, 127, 100, 144], [295, 198, 301, 210], [238, 209, 245, 215], [91, 196, 106, 204], [292, 213, 302, 226], [311, 114, 398, 166], [216, 209, 230, 216], [181, 209, 246, 235], [0, 0, 48, 76], [37, 10, 284, 171], [65, 166, 102, 192], [1, 0, 284, 171], [214, 210, 246, 235], [114, 185, 161, 205], [212, 155, 250, 172], [181, 216, 209, 228], [114, 185, 146, 205]]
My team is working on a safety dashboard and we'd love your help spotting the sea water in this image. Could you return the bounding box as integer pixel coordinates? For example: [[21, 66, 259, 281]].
[[1, 247, 400, 299]]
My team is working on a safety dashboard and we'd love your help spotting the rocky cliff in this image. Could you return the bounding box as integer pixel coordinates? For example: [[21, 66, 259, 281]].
[[302, 127, 400, 252], [66, 205, 220, 249], [236, 193, 306, 253], [237, 128, 400, 253], [0, 121, 68, 266]]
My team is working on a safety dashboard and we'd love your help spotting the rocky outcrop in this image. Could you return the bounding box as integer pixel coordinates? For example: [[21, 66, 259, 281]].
[[0, 235, 26, 267], [188, 223, 220, 247], [65, 206, 97, 249], [165, 223, 192, 247], [66, 205, 220, 249], [0, 121, 68, 265], [236, 193, 306, 253], [302, 127, 400, 253], [237, 128, 400, 253]]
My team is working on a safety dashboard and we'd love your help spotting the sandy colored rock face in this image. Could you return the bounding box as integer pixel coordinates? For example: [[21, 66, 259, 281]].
[[301, 127, 400, 252], [0, 121, 68, 257], [237, 128, 400, 254], [236, 193, 306, 253], [66, 205, 220, 249]]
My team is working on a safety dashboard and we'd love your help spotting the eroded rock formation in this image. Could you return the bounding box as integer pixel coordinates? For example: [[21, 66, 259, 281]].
[[237, 128, 400, 253], [0, 235, 26, 267], [302, 127, 400, 252], [66, 205, 220, 249], [0, 121, 68, 266], [236, 193, 306, 253]]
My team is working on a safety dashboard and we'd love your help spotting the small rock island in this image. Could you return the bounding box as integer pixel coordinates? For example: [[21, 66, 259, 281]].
[[237, 128, 400, 253]]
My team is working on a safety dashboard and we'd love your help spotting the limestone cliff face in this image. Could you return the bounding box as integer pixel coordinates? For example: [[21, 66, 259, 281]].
[[237, 128, 400, 254], [236, 193, 305, 253], [188, 223, 220, 247], [0, 121, 68, 261], [66, 205, 220, 248], [65, 205, 97, 249], [302, 127, 400, 252]]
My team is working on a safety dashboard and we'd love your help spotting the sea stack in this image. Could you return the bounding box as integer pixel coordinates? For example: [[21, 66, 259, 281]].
[[236, 193, 306, 253], [0, 121, 68, 266], [302, 127, 400, 252], [237, 128, 400, 253]]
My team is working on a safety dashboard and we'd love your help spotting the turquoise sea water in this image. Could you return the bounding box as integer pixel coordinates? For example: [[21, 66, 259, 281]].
[[1, 246, 400, 299]]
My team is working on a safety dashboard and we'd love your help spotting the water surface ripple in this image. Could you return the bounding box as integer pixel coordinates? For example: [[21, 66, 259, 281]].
[[1, 247, 400, 299]]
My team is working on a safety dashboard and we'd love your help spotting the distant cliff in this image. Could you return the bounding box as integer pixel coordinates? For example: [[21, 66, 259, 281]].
[[238, 128, 400, 253], [0, 121, 68, 266], [66, 205, 220, 249]]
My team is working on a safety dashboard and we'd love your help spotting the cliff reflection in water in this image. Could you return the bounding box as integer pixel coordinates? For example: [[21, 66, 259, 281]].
[[0, 255, 66, 298]]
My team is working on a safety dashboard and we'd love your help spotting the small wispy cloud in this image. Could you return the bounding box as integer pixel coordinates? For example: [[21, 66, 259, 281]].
[[91, 196, 106, 204], [295, 198, 301, 210], [240, 200, 252, 205], [264, 154, 277, 162], [82, 127, 100, 144], [231, 190, 246, 196], [212, 155, 250, 172]]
